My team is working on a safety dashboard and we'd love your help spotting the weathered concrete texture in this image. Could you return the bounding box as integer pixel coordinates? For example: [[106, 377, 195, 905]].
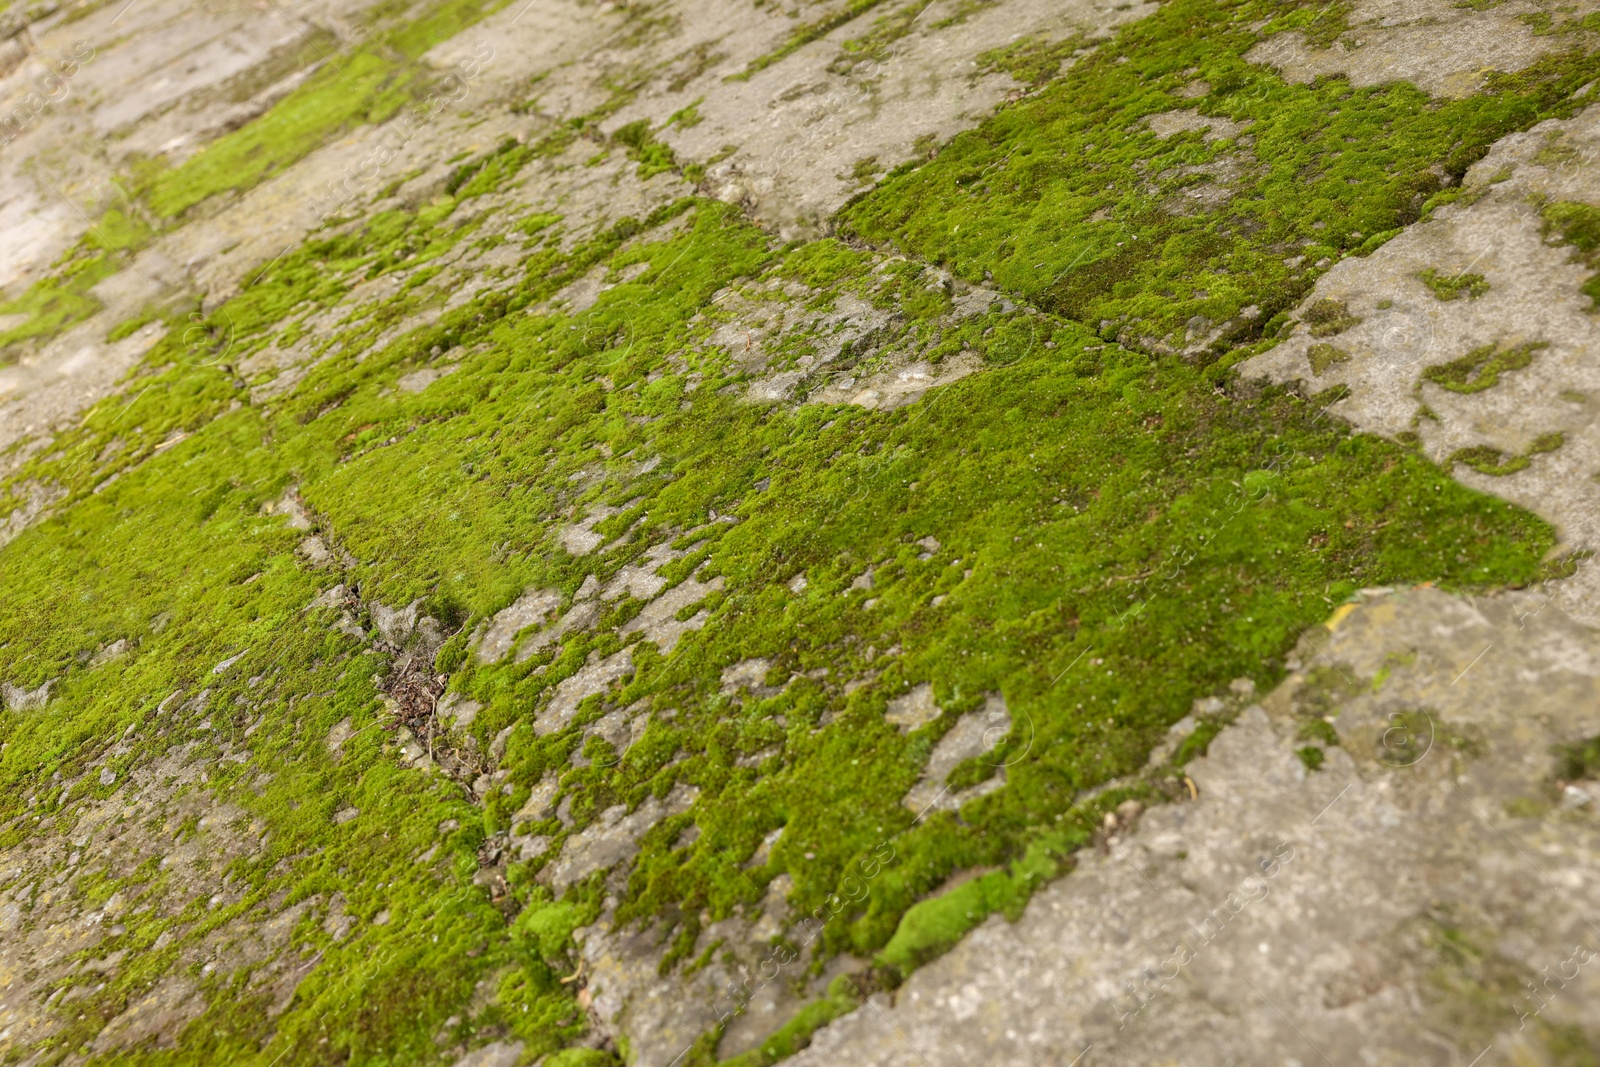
[[569, 684, 1010, 1067], [578, 880, 868, 1067], [647, 0, 1158, 239], [443, 0, 1155, 240], [1246, 0, 1600, 100], [785, 584, 1600, 1067], [1243, 102, 1600, 623], [0, 0, 383, 288], [0, 735, 292, 1053], [0, 0, 1119, 445]]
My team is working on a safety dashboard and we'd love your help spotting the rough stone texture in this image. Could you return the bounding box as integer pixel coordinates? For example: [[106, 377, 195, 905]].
[[545, 783, 697, 890], [1243, 102, 1600, 624], [1246, 0, 1600, 99], [902, 693, 1011, 814], [4, 0, 1600, 1060], [0, 737, 306, 1054], [786, 585, 1600, 1067]]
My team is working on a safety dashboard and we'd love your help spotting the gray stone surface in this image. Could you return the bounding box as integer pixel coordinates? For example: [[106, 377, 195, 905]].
[[786, 585, 1600, 1067]]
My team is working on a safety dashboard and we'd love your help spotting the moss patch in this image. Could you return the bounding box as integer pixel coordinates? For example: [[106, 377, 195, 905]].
[[839, 0, 1600, 359], [0, 0, 1590, 1062]]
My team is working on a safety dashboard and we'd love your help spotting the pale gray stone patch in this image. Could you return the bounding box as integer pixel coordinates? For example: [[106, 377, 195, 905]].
[[326, 717, 354, 755], [489, 724, 514, 762], [450, 1040, 523, 1067], [572, 706, 636, 768], [603, 542, 681, 602], [902, 693, 1011, 814], [1144, 713, 1198, 769], [516, 598, 601, 662], [536, 647, 635, 736], [298, 535, 335, 568], [548, 264, 609, 314], [1245, 0, 1600, 99], [369, 598, 425, 647], [515, 835, 551, 861], [475, 587, 563, 663], [719, 268, 1008, 410], [0, 479, 65, 550], [89, 638, 130, 667], [544, 783, 698, 890], [830, 351, 986, 411], [885, 682, 939, 732], [621, 575, 724, 653], [559, 505, 616, 556], [0, 322, 167, 461], [514, 775, 561, 826], [395, 365, 456, 393], [720, 658, 771, 695], [436, 692, 480, 730], [1145, 108, 1253, 142], [1, 678, 51, 711]]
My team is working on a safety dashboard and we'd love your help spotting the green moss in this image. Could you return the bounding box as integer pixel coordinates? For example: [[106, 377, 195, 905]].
[[1307, 343, 1350, 376], [1451, 445, 1530, 475], [0, 250, 120, 357], [1419, 267, 1491, 302], [84, 206, 155, 253], [1297, 717, 1339, 746], [976, 33, 1087, 88], [1533, 431, 1566, 454], [143, 0, 510, 219], [1301, 297, 1360, 337], [545, 1047, 622, 1066], [1450, 431, 1563, 475], [1520, 10, 1557, 35], [1559, 734, 1600, 780], [0, 3, 1588, 1062], [2, 189, 1556, 1062], [1422, 340, 1546, 393], [840, 0, 1600, 360], [1284, 0, 1354, 49], [1541, 199, 1600, 309], [614, 120, 681, 180], [876, 836, 1067, 971], [143, 52, 407, 218], [106, 306, 164, 342]]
